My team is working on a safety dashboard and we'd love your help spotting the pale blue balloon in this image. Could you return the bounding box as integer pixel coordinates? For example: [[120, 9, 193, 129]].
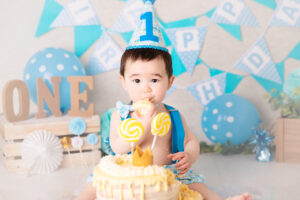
[[283, 68, 300, 100], [201, 94, 261, 146], [23, 47, 86, 113]]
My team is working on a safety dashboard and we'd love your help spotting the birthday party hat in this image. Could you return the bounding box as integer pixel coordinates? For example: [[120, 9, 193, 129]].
[[126, 0, 168, 52]]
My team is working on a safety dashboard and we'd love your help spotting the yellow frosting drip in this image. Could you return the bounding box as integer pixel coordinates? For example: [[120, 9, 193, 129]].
[[93, 154, 203, 200], [179, 184, 204, 200]]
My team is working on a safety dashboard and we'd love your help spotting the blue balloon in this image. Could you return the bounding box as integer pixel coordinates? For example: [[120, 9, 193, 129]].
[[201, 94, 261, 146], [23, 47, 86, 113]]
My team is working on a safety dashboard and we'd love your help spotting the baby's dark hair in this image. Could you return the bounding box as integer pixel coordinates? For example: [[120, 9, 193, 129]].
[[120, 48, 173, 78]]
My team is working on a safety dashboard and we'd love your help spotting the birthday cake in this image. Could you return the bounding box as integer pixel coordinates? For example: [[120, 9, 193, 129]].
[[93, 153, 203, 200]]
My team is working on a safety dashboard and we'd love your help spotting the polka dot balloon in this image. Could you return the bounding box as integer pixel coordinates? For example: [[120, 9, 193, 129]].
[[201, 94, 261, 146], [23, 47, 86, 113]]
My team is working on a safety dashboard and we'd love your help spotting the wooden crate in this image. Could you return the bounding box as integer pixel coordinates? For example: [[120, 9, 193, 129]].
[[276, 118, 300, 163], [0, 114, 101, 172]]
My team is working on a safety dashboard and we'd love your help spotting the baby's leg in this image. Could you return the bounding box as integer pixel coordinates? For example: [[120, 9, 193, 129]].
[[75, 182, 96, 200], [188, 182, 223, 200]]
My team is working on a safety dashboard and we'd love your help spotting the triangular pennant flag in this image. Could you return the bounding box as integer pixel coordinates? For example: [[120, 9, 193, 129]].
[[171, 49, 187, 76], [217, 23, 242, 41], [205, 7, 216, 18], [195, 57, 204, 66], [158, 16, 198, 29], [225, 72, 244, 93], [166, 26, 208, 75], [86, 32, 123, 75], [120, 31, 134, 44], [186, 73, 227, 106], [112, 0, 144, 33], [252, 0, 277, 10], [287, 42, 300, 60], [276, 61, 285, 82], [161, 28, 172, 46], [210, 0, 259, 26], [252, 75, 283, 95], [51, 0, 100, 27], [234, 37, 282, 84], [209, 68, 244, 93], [270, 0, 300, 27], [209, 68, 225, 76], [35, 0, 63, 37], [74, 25, 103, 57]]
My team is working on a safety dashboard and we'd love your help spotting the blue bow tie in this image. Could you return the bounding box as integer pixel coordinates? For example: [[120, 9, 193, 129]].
[[116, 101, 135, 119]]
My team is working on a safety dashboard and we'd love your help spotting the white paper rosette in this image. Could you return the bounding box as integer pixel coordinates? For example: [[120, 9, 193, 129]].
[[21, 130, 63, 174]]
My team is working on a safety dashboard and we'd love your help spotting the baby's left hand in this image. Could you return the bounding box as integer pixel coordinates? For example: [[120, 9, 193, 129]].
[[167, 152, 192, 175]]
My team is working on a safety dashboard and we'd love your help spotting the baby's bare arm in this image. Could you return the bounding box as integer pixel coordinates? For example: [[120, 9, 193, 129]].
[[181, 114, 200, 164], [109, 110, 133, 154]]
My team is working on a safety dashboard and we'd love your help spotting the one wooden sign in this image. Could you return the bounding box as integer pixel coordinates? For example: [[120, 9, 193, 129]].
[[1, 76, 94, 122]]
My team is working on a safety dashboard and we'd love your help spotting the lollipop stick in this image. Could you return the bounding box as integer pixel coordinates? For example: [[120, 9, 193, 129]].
[[131, 143, 135, 165], [151, 136, 157, 150], [67, 148, 73, 167]]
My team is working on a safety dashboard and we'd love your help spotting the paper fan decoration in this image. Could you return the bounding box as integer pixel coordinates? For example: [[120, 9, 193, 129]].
[[22, 130, 63, 174]]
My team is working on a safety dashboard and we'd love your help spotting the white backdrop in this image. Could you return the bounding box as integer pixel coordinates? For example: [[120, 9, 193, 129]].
[[0, 0, 299, 143]]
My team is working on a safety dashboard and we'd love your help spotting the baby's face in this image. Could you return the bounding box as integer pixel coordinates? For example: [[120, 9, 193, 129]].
[[120, 57, 174, 104]]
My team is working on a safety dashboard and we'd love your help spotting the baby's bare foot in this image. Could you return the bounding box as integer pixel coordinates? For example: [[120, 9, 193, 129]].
[[227, 192, 251, 200]]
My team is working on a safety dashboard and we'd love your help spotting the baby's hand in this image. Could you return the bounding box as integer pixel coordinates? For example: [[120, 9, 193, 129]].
[[168, 152, 192, 174]]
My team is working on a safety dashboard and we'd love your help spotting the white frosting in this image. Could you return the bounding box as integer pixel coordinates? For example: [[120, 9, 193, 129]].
[[98, 154, 166, 178]]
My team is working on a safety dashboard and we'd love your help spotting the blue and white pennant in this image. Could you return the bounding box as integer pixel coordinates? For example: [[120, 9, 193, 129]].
[[186, 73, 227, 106], [112, 0, 145, 33], [166, 26, 208, 75], [210, 0, 259, 26], [86, 32, 123, 75], [270, 0, 300, 27], [234, 37, 282, 84], [51, 0, 100, 27]]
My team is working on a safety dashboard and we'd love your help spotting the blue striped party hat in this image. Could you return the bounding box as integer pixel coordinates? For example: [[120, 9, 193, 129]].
[[126, 0, 168, 52]]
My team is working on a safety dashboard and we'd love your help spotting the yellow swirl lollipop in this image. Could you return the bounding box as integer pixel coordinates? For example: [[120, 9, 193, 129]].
[[119, 119, 144, 143], [151, 112, 171, 136], [151, 112, 171, 150]]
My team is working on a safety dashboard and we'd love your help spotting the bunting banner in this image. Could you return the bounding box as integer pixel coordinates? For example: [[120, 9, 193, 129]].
[[210, 0, 259, 26], [252, 62, 284, 95], [35, 0, 63, 37], [74, 25, 103, 57], [112, 0, 144, 33], [186, 73, 227, 106], [234, 37, 282, 84], [205, 7, 242, 40], [270, 0, 300, 27], [166, 26, 208, 75], [51, 0, 100, 27], [208, 68, 244, 93], [287, 42, 300, 60], [86, 32, 123, 75], [171, 49, 187, 77], [252, 0, 277, 10]]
